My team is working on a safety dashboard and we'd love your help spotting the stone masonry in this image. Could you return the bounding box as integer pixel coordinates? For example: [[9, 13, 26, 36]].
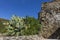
[[0, 35, 44, 40], [38, 0, 60, 38]]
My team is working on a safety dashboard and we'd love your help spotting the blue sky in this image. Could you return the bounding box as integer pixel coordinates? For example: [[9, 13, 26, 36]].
[[0, 0, 52, 19]]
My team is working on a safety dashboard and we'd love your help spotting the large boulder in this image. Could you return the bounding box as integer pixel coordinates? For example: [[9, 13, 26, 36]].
[[38, 0, 60, 38]]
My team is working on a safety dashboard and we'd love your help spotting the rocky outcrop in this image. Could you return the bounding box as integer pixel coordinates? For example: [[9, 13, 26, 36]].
[[38, 0, 60, 38]]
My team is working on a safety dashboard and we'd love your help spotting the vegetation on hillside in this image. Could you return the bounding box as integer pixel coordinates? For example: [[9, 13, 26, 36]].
[[0, 18, 9, 33], [0, 15, 41, 36]]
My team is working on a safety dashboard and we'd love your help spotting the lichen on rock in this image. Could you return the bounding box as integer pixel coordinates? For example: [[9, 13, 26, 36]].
[[38, 0, 60, 38]]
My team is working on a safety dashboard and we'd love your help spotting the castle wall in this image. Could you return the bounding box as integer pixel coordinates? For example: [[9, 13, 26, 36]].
[[39, 0, 60, 38]]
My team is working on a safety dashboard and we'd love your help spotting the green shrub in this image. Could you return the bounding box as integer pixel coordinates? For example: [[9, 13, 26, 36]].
[[23, 16, 41, 35], [5, 15, 41, 36]]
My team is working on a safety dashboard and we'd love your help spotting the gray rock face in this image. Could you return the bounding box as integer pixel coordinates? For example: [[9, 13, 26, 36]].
[[38, 0, 60, 38]]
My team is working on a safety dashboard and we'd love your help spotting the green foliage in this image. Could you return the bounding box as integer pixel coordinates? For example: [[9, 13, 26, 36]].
[[23, 16, 41, 35], [5, 15, 25, 36], [0, 19, 9, 33], [5, 15, 41, 36]]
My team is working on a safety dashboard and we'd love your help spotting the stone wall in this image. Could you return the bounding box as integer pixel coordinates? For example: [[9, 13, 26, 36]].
[[0, 35, 44, 40], [38, 0, 60, 38]]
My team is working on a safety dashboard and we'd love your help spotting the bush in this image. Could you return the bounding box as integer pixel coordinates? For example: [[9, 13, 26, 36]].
[[5, 15, 41, 36], [23, 16, 41, 35]]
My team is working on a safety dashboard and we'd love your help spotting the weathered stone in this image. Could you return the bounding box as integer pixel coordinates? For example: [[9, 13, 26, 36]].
[[38, 0, 60, 38], [1, 35, 44, 40]]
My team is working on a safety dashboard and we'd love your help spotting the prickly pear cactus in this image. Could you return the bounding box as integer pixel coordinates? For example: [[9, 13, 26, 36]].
[[5, 15, 41, 36], [5, 15, 25, 36]]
